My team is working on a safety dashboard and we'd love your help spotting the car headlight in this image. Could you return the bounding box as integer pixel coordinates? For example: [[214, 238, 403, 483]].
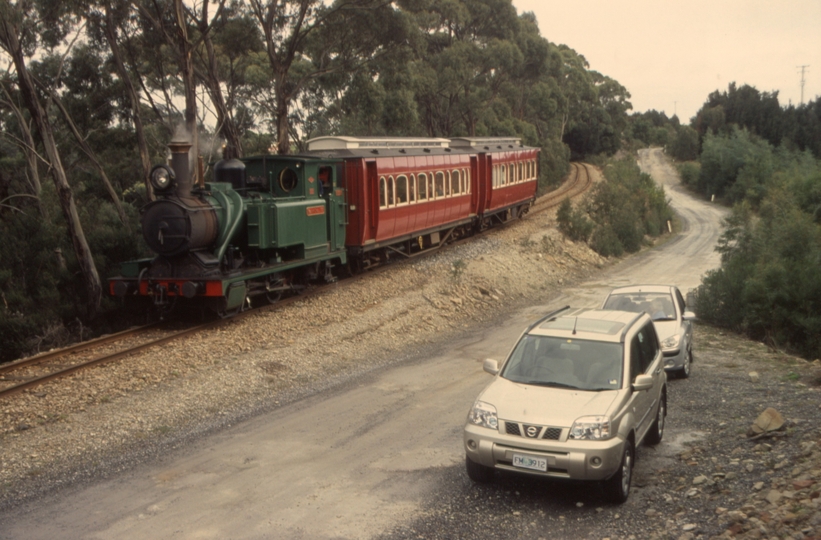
[[468, 401, 498, 430], [569, 416, 611, 440], [150, 165, 175, 192], [661, 334, 682, 351]]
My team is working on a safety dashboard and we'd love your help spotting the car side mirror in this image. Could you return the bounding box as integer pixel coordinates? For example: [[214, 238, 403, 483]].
[[632, 374, 654, 391], [683, 310, 696, 321], [483, 358, 500, 375]]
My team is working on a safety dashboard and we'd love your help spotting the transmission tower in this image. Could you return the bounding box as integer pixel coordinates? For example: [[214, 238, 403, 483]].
[[798, 65, 809, 105]]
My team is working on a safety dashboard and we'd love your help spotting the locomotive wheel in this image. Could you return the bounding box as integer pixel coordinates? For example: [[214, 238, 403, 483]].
[[265, 275, 285, 304]]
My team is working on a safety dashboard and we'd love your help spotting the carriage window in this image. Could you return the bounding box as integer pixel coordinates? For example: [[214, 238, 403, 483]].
[[379, 176, 387, 208], [417, 172, 427, 200], [279, 168, 299, 192], [451, 169, 460, 195], [396, 175, 408, 204], [387, 176, 395, 206], [435, 171, 445, 198], [408, 174, 416, 202], [518, 163, 524, 183], [462, 168, 470, 193], [500, 165, 507, 186]]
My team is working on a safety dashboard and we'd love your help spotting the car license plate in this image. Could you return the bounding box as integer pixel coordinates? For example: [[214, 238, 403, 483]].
[[512, 453, 547, 472]]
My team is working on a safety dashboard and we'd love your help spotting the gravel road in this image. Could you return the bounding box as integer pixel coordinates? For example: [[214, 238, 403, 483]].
[[2, 149, 820, 540]]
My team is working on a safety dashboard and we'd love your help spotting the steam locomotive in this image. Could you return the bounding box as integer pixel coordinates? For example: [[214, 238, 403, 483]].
[[109, 136, 540, 316]]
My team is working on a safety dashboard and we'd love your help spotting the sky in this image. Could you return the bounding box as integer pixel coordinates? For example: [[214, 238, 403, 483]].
[[511, 0, 821, 122]]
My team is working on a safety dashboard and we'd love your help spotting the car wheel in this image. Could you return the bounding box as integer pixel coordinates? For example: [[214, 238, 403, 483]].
[[603, 440, 633, 504], [645, 390, 666, 446], [465, 456, 494, 483], [677, 347, 693, 379]]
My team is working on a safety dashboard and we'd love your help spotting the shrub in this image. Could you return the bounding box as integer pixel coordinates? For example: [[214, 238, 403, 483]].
[[676, 161, 701, 188], [556, 198, 594, 242], [589, 225, 624, 257]]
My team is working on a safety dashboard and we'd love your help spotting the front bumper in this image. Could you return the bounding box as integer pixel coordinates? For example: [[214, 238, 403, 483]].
[[662, 348, 686, 371], [463, 423, 625, 481]]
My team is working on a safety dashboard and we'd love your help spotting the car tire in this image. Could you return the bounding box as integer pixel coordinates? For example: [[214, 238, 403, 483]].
[[603, 439, 633, 504], [677, 347, 693, 379], [645, 389, 666, 446], [465, 455, 494, 483]]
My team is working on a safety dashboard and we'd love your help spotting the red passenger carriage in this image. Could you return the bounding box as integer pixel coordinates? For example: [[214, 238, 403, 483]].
[[304, 136, 539, 269]]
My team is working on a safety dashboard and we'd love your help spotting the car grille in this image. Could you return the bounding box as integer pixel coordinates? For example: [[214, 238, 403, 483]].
[[504, 421, 562, 440]]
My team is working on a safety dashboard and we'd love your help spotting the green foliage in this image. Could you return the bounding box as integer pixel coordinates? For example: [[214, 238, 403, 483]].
[[698, 127, 773, 203], [538, 137, 571, 192], [695, 160, 821, 360], [667, 126, 700, 161], [589, 224, 623, 257], [555, 198, 593, 242], [585, 158, 673, 254], [553, 157, 673, 257], [676, 161, 701, 188]]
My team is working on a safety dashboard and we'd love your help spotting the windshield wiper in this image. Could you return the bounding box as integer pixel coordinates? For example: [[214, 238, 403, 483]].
[[526, 381, 580, 390]]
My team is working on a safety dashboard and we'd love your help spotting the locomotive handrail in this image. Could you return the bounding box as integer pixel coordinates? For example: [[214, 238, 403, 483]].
[[212, 188, 245, 263]]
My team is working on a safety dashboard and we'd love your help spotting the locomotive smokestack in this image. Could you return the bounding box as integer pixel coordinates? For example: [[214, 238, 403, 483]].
[[168, 140, 194, 199]]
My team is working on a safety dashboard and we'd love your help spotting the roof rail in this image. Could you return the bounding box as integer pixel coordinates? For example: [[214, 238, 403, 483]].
[[526, 305, 571, 332], [619, 312, 645, 342]]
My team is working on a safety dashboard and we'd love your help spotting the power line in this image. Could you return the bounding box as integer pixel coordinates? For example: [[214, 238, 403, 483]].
[[798, 65, 809, 105]]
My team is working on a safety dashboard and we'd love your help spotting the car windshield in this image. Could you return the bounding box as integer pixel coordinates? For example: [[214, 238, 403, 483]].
[[603, 292, 676, 321], [501, 335, 623, 391]]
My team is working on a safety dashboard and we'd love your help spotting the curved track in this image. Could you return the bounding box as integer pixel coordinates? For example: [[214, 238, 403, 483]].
[[0, 163, 594, 400]]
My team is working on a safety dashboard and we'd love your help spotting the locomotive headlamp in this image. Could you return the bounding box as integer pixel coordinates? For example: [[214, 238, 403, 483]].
[[150, 164, 175, 192]]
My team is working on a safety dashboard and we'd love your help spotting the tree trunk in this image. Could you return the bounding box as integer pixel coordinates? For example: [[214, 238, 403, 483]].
[[275, 86, 291, 154], [0, 16, 102, 318], [102, 3, 154, 202], [174, 0, 199, 174], [0, 81, 47, 218], [200, 29, 243, 157], [47, 86, 131, 233]]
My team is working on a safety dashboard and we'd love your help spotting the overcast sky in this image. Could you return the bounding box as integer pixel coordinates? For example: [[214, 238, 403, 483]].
[[511, 0, 821, 123]]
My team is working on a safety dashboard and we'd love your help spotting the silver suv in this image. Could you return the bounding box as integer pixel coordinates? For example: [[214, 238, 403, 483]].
[[602, 285, 695, 378], [463, 306, 667, 503]]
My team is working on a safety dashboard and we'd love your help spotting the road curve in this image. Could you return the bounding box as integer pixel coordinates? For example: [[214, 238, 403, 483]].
[[0, 149, 729, 540]]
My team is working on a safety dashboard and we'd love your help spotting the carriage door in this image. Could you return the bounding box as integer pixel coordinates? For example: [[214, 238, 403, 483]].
[[320, 164, 346, 252], [366, 160, 379, 240]]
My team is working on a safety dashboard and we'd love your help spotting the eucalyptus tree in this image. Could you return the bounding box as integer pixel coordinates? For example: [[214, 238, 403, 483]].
[[192, 1, 263, 157], [86, 0, 157, 200], [137, 0, 229, 173], [0, 0, 103, 318], [247, 0, 405, 154], [401, 0, 526, 137]]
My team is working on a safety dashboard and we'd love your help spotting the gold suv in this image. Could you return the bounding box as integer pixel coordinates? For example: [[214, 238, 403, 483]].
[[463, 306, 667, 503]]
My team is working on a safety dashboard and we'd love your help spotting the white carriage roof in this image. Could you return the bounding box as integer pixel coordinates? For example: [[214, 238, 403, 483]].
[[449, 137, 522, 148], [307, 136, 450, 151]]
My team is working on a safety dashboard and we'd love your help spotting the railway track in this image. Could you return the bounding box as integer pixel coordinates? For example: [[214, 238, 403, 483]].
[[0, 162, 594, 401], [531, 162, 592, 213]]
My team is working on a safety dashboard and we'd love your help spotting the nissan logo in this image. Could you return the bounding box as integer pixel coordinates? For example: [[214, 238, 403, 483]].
[[526, 426, 539, 438]]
